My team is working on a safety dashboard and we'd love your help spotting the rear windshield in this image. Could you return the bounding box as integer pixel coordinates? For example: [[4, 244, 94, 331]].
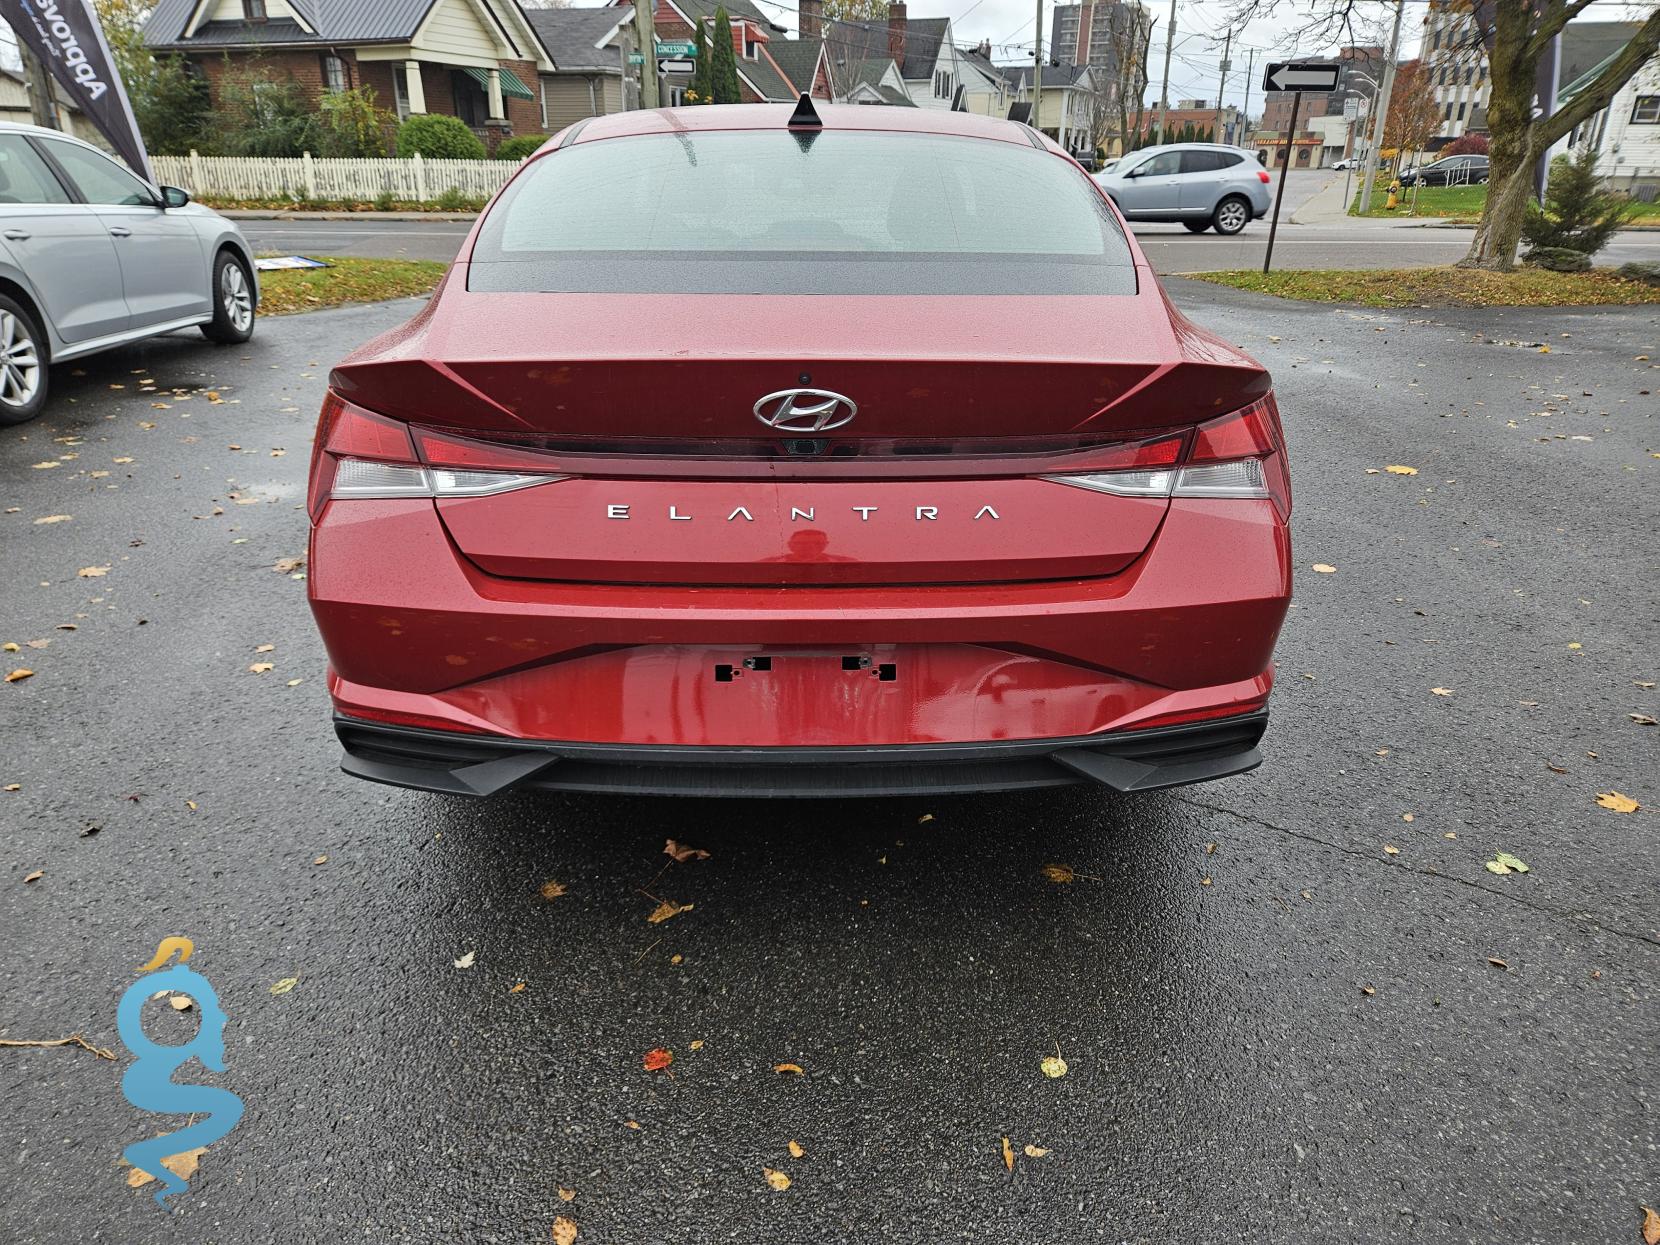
[[468, 130, 1136, 296]]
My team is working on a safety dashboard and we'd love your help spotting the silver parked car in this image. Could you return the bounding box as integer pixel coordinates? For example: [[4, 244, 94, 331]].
[[1093, 143, 1273, 235], [0, 123, 257, 425]]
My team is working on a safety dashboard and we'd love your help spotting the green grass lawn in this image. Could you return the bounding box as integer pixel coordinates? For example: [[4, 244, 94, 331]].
[[1349, 180, 1660, 222], [1186, 266, 1660, 308], [255, 256, 448, 315]]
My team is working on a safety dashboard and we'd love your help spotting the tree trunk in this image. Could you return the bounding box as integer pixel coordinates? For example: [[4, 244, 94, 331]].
[[1458, 3, 1532, 270]]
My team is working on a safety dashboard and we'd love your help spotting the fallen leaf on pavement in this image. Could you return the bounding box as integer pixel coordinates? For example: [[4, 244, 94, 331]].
[[3, 784, 18, 792], [1311, 563, 1337, 573], [5, 669, 33, 683], [1384, 845, 1399, 856], [169, 995, 193, 1011], [248, 663, 273, 674], [1595, 792, 1639, 814], [254, 643, 275, 653], [269, 977, 298, 995], [643, 1047, 673, 1071], [510, 982, 526, 994], [273, 556, 304, 574], [1431, 687, 1453, 696], [1630, 714, 1656, 726], [552, 1215, 578, 1245], [1040, 1054, 1068, 1079], [1001, 1136, 1015, 1172], [1640, 1205, 1660, 1245], [788, 1140, 805, 1159], [33, 515, 72, 525], [30, 461, 59, 469], [557, 1188, 575, 1203], [1360, 986, 1376, 996], [23, 870, 43, 883], [763, 1167, 791, 1191], [1023, 1144, 1049, 1158], [688, 1037, 701, 1048], [77, 566, 110, 577], [127, 1147, 207, 1188], [773, 1062, 804, 1075], [664, 839, 710, 862], [540, 880, 567, 900], [1487, 957, 1508, 970], [1493, 852, 1529, 873], [646, 900, 692, 924], [453, 950, 475, 969], [1385, 465, 1418, 475], [1041, 863, 1076, 883]]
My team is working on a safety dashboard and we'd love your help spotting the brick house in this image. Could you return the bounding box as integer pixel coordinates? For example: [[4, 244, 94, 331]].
[[143, 0, 555, 150], [612, 0, 808, 104]]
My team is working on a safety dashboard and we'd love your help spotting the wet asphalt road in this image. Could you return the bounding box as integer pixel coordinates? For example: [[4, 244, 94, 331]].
[[1, 286, 1656, 1244]]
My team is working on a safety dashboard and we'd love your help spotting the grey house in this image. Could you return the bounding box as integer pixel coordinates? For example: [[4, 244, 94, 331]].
[[524, 7, 637, 128]]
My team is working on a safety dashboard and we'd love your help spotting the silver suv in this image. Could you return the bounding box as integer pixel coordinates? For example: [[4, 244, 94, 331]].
[[0, 123, 257, 425], [1093, 143, 1273, 235]]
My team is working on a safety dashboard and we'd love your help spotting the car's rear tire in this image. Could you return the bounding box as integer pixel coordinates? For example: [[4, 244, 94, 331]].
[[1182, 220, 1210, 233], [1212, 196, 1250, 235], [202, 250, 255, 344], [0, 295, 47, 426]]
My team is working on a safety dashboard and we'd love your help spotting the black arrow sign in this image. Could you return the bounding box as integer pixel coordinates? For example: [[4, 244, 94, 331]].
[[1263, 61, 1341, 93]]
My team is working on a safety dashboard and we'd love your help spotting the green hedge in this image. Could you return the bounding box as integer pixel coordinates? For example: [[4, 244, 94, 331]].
[[493, 134, 549, 161], [396, 114, 486, 160]]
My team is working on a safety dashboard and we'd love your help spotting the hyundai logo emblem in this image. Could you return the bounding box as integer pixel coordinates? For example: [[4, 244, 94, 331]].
[[753, 388, 857, 433]]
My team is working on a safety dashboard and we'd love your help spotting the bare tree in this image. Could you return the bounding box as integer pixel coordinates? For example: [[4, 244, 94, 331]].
[[824, 0, 890, 21], [1099, 2, 1153, 156], [1226, 0, 1660, 269]]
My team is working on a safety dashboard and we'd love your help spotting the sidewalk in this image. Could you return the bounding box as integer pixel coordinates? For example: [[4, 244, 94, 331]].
[[218, 208, 478, 222]]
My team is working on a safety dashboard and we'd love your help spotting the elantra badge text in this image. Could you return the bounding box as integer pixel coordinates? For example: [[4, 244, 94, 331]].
[[606, 504, 1001, 521], [753, 389, 857, 432]]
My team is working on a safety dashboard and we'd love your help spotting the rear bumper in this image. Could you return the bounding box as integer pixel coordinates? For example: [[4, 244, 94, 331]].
[[334, 709, 1269, 799]]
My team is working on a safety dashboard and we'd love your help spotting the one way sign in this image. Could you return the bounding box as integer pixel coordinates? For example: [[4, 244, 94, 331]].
[[1263, 61, 1341, 92]]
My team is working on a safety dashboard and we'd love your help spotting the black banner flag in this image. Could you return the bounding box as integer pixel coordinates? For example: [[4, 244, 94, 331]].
[[0, 0, 150, 178]]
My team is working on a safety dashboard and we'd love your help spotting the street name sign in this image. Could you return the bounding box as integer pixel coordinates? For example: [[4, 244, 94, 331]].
[[655, 41, 697, 55], [1263, 62, 1341, 93]]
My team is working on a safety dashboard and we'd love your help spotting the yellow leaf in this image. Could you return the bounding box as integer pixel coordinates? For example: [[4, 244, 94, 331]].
[[788, 1140, 805, 1159], [248, 663, 274, 674], [1384, 465, 1418, 475], [1311, 563, 1337, 573], [5, 669, 34, 683], [552, 1214, 578, 1245], [1023, 1144, 1050, 1158], [540, 880, 567, 900], [23, 870, 43, 883], [1001, 1136, 1015, 1172], [1041, 864, 1075, 883], [510, 982, 526, 994], [3, 784, 19, 792], [77, 566, 110, 577], [286, 679, 304, 687], [773, 1062, 804, 1075], [1040, 1055, 1068, 1079], [763, 1167, 791, 1191], [32, 515, 73, 525], [646, 900, 692, 924], [255, 643, 275, 653], [557, 1188, 575, 1203], [1, 642, 16, 652], [1430, 687, 1453, 696], [269, 977, 298, 995], [1595, 791, 1639, 814], [1567, 642, 1581, 650], [1383, 845, 1399, 856], [30, 461, 60, 469], [688, 1038, 702, 1049], [125, 1147, 207, 1190], [1401, 813, 1414, 822], [169, 995, 193, 1011], [453, 950, 475, 969]]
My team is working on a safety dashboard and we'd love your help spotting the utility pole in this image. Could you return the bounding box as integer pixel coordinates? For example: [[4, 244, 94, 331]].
[[1155, 0, 1176, 144], [1357, 0, 1404, 214], [632, 0, 659, 109], [1032, 0, 1043, 135], [1215, 28, 1232, 144], [1241, 47, 1255, 144], [19, 45, 60, 131]]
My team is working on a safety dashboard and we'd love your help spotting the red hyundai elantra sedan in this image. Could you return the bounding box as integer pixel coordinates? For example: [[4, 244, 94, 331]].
[[306, 100, 1291, 798]]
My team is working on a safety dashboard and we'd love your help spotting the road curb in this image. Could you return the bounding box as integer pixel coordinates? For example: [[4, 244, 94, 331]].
[[219, 210, 478, 222]]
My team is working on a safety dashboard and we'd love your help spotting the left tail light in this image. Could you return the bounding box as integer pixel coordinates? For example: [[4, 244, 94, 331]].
[[1045, 394, 1291, 519], [308, 392, 563, 522]]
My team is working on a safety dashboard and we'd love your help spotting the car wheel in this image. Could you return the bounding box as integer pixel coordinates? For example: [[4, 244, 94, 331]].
[[202, 250, 255, 344], [1212, 196, 1250, 235], [1182, 220, 1210, 233], [0, 295, 47, 426]]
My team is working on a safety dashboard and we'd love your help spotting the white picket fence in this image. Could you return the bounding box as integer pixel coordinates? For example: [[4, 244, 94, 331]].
[[150, 153, 519, 202]]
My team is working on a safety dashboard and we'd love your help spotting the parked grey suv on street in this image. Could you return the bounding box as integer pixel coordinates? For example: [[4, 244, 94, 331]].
[[0, 123, 257, 425], [1093, 143, 1273, 235]]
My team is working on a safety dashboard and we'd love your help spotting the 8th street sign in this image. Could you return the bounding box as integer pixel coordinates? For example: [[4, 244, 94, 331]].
[[1263, 62, 1341, 92]]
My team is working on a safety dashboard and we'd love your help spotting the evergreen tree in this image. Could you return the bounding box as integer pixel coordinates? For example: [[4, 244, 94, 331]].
[[1522, 144, 1635, 257], [690, 21, 712, 103], [710, 7, 742, 105]]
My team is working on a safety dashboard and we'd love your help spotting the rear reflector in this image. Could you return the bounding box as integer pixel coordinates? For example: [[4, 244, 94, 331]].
[[1257, 170, 1271, 184]]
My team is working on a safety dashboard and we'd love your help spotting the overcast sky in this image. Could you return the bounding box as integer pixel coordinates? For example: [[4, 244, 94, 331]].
[[1, 0, 1649, 115]]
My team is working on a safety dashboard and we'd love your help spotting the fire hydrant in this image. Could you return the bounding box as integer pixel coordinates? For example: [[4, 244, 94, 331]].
[[1386, 179, 1401, 210]]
